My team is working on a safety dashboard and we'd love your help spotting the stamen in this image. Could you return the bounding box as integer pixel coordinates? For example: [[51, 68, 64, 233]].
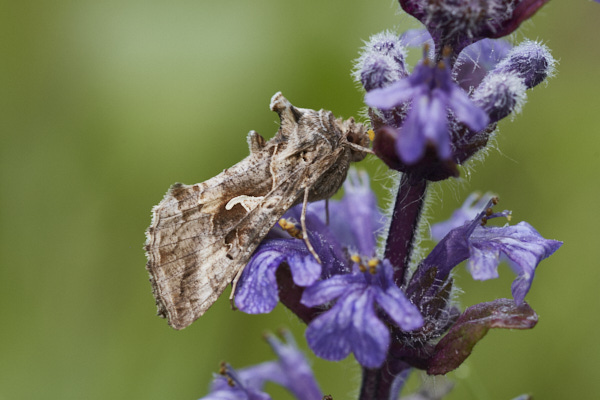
[[351, 254, 381, 274], [368, 258, 379, 274], [367, 129, 375, 141], [278, 218, 303, 239], [421, 43, 432, 66], [442, 45, 452, 58], [219, 362, 241, 388]]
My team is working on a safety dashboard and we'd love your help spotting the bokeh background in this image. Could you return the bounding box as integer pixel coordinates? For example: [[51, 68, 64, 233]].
[[2, 1, 599, 399]]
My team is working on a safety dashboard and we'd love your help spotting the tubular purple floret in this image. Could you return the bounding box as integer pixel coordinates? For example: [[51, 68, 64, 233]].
[[494, 40, 556, 89]]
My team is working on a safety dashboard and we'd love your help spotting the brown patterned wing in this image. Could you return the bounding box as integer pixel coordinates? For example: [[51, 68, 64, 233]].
[[144, 154, 318, 329], [144, 146, 277, 329]]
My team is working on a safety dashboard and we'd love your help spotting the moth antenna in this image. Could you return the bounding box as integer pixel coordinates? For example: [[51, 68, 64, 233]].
[[347, 142, 374, 154], [301, 188, 322, 264]]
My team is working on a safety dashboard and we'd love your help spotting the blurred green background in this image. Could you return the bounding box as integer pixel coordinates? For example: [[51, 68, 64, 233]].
[[1, 1, 599, 399]]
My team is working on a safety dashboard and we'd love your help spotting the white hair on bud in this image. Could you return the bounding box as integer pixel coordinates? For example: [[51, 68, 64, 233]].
[[353, 31, 408, 91], [473, 72, 528, 121]]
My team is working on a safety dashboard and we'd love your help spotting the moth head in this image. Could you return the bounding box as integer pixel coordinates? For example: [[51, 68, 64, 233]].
[[340, 117, 371, 162]]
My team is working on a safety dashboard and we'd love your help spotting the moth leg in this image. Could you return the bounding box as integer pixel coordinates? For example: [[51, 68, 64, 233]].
[[301, 187, 322, 264], [269, 144, 279, 189], [347, 142, 375, 154], [229, 266, 245, 310]]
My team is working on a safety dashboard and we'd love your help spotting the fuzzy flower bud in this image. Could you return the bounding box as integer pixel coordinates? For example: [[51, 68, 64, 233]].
[[494, 40, 556, 89], [354, 32, 408, 91], [472, 72, 527, 123], [471, 40, 554, 122]]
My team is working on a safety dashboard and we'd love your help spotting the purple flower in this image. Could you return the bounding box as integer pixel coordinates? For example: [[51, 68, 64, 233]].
[[235, 170, 382, 314], [365, 50, 489, 164], [430, 192, 496, 241], [302, 259, 423, 368], [313, 169, 383, 255], [203, 363, 271, 400], [200, 331, 321, 400], [234, 239, 322, 314], [424, 196, 562, 304], [260, 331, 322, 400], [358, 29, 554, 182], [235, 170, 423, 368]]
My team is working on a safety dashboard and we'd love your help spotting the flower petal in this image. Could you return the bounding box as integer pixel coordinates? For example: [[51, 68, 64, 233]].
[[305, 291, 356, 362], [264, 331, 323, 400], [301, 274, 363, 307], [365, 78, 416, 109], [375, 287, 423, 331], [350, 289, 390, 368], [397, 97, 428, 164], [447, 84, 489, 132], [470, 222, 562, 304], [287, 252, 321, 287], [235, 239, 311, 314], [305, 289, 390, 368], [468, 240, 501, 280], [423, 90, 452, 159]]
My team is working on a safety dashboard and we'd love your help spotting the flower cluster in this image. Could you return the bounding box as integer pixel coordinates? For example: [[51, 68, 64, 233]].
[[357, 22, 555, 182], [235, 172, 560, 369], [194, 1, 562, 399]]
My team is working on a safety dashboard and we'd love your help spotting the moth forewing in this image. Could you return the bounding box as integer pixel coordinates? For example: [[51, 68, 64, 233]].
[[145, 92, 370, 330]]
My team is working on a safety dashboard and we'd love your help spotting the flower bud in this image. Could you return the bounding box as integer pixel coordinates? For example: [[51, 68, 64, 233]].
[[354, 32, 408, 91], [494, 40, 556, 89], [472, 72, 527, 123]]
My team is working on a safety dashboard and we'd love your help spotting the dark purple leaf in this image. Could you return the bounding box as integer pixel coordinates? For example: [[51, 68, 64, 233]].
[[427, 299, 538, 375]]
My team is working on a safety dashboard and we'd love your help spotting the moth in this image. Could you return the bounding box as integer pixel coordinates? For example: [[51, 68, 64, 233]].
[[145, 92, 371, 330]]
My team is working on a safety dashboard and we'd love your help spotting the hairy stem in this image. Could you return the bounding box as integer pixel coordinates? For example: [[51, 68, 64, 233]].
[[360, 359, 411, 400], [359, 174, 427, 400], [384, 173, 428, 287]]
